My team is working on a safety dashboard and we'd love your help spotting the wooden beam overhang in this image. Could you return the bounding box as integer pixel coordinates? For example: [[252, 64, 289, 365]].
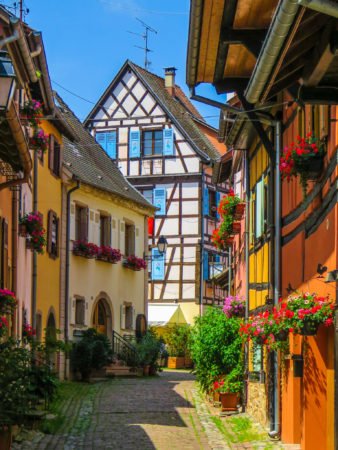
[[220, 28, 267, 58], [298, 86, 338, 104], [213, 0, 238, 83]]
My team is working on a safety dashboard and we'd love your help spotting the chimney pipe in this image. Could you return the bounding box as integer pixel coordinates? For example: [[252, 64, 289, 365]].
[[164, 67, 177, 96]]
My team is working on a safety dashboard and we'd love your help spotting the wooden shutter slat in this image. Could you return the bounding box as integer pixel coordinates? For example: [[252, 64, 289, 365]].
[[47, 210, 53, 254], [48, 135, 55, 172]]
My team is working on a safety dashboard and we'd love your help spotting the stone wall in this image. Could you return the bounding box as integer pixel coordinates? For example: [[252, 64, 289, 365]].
[[246, 381, 269, 428]]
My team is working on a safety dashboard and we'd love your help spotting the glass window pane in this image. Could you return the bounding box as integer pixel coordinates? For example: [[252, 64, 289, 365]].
[[144, 142, 152, 155]]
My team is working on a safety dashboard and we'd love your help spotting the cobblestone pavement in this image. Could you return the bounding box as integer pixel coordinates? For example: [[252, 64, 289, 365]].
[[13, 371, 300, 450]]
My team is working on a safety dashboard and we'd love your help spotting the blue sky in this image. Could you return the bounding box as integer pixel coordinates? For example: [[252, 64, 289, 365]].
[[18, 0, 224, 127]]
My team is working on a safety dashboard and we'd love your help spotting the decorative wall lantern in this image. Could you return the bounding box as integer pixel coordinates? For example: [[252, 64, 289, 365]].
[[0, 51, 16, 113], [157, 235, 168, 254]]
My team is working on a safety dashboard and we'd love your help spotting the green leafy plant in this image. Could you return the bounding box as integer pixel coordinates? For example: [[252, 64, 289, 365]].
[[71, 328, 112, 381], [163, 324, 191, 357], [136, 330, 161, 368], [189, 307, 243, 392]]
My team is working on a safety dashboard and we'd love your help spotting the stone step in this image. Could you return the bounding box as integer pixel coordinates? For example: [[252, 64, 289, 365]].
[[105, 365, 134, 376]]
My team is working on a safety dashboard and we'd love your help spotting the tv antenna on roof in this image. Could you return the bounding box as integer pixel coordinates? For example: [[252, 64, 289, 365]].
[[127, 18, 157, 70], [13, 1, 29, 21]]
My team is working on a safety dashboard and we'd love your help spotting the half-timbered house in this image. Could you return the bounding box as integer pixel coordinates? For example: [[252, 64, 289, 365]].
[[84, 61, 229, 324]]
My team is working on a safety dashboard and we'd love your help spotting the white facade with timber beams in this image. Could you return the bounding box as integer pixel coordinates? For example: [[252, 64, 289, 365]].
[[85, 60, 229, 324]]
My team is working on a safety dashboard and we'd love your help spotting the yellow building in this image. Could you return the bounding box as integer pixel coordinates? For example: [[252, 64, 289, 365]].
[[56, 95, 155, 363]]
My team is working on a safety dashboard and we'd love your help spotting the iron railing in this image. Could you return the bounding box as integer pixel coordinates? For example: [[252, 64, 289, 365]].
[[112, 330, 137, 366]]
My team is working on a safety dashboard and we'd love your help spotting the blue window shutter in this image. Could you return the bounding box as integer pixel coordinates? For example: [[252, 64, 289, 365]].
[[203, 187, 209, 216], [203, 251, 209, 281], [96, 132, 106, 150], [216, 192, 221, 219], [152, 248, 165, 280], [129, 130, 140, 158], [163, 129, 174, 155], [153, 188, 166, 215], [106, 131, 117, 159]]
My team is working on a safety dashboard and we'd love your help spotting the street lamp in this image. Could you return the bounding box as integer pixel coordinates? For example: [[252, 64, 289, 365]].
[[0, 51, 16, 113], [157, 235, 168, 254]]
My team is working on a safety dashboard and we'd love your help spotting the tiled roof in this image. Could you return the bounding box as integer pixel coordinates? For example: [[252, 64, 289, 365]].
[[54, 93, 155, 212], [129, 62, 220, 161]]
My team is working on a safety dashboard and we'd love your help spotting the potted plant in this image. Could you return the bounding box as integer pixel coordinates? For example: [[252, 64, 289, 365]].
[[164, 324, 191, 369], [219, 367, 243, 412], [136, 331, 161, 376], [29, 128, 49, 153], [19, 213, 46, 254], [280, 132, 326, 197], [123, 255, 147, 271], [96, 246, 122, 263], [233, 202, 246, 220], [230, 221, 241, 235], [223, 295, 245, 318], [72, 241, 99, 258]]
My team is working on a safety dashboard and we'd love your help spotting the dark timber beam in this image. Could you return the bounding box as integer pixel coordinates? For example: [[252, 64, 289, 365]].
[[213, 0, 238, 83], [237, 93, 275, 163], [302, 21, 338, 86], [300, 86, 338, 104], [221, 28, 267, 58], [214, 78, 249, 94]]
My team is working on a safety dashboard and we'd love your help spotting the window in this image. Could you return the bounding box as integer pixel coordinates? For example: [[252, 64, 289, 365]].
[[209, 190, 217, 218], [125, 223, 135, 256], [95, 131, 117, 159], [47, 210, 59, 258], [75, 298, 85, 325], [252, 344, 262, 372], [255, 178, 264, 239], [48, 135, 61, 177], [75, 205, 88, 241], [142, 129, 163, 156], [140, 189, 153, 204], [100, 215, 111, 247], [125, 305, 133, 330], [209, 253, 222, 278]]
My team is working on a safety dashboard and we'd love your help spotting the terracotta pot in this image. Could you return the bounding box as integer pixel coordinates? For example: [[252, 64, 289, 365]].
[[299, 321, 319, 336], [220, 392, 239, 411], [167, 356, 185, 369], [0, 428, 12, 450], [233, 203, 245, 220], [143, 365, 150, 376], [231, 222, 241, 235]]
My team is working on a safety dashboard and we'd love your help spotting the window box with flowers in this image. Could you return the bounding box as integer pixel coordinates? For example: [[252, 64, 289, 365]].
[[96, 246, 122, 264], [19, 213, 46, 254], [21, 99, 43, 128], [123, 255, 147, 271], [280, 132, 326, 198], [0, 289, 17, 315], [73, 241, 98, 259], [29, 128, 49, 153]]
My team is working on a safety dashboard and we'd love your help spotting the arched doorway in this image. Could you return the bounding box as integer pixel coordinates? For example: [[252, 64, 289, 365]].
[[92, 297, 113, 337]]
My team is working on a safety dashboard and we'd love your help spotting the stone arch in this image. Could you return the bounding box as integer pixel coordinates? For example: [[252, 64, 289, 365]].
[[91, 292, 114, 339]]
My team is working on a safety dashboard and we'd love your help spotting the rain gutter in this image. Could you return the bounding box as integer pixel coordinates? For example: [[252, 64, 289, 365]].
[[186, 0, 204, 88], [245, 0, 300, 104], [10, 17, 38, 83], [0, 28, 19, 50], [297, 0, 338, 18]]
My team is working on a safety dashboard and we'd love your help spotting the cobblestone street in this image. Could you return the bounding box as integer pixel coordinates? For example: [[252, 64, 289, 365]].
[[13, 371, 300, 450]]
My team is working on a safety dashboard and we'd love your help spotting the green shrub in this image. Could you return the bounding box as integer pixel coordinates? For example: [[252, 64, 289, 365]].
[[163, 324, 191, 357], [71, 328, 112, 380], [136, 330, 161, 367], [189, 307, 243, 392]]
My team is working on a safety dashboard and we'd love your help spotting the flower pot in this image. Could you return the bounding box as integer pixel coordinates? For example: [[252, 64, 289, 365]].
[[275, 330, 289, 342], [167, 356, 185, 369], [220, 392, 240, 412], [225, 237, 234, 246], [0, 428, 12, 450], [19, 223, 27, 237], [233, 203, 245, 221], [295, 154, 324, 180], [143, 365, 150, 376], [230, 222, 241, 235], [299, 321, 319, 336]]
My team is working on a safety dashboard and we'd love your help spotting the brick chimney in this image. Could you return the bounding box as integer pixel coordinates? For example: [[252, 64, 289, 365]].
[[164, 67, 177, 96]]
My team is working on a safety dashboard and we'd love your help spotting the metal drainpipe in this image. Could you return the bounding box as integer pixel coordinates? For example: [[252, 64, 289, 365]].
[[11, 188, 18, 336], [297, 0, 338, 18], [271, 120, 282, 436], [244, 150, 250, 411], [200, 168, 205, 316], [31, 150, 38, 329], [228, 245, 232, 296], [65, 181, 80, 344]]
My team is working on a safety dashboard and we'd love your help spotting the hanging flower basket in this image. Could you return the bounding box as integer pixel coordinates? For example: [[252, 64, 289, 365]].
[[299, 321, 320, 336], [230, 222, 241, 235], [29, 128, 49, 153], [275, 329, 289, 342], [280, 132, 325, 198], [21, 99, 43, 128], [233, 203, 245, 221], [225, 237, 234, 246], [19, 213, 46, 254]]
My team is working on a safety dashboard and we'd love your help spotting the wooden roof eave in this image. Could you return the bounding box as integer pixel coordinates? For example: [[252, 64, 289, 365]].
[[186, 0, 204, 87]]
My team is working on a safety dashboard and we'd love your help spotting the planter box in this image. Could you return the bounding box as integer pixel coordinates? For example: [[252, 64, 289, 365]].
[[72, 249, 96, 259], [299, 321, 319, 336], [123, 262, 141, 271], [220, 392, 240, 412], [233, 203, 245, 221], [96, 255, 118, 264], [295, 154, 324, 180], [167, 356, 185, 369], [275, 330, 289, 342], [230, 222, 241, 235]]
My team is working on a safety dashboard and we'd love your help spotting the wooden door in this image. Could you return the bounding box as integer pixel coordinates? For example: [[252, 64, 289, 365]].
[[93, 300, 107, 335]]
